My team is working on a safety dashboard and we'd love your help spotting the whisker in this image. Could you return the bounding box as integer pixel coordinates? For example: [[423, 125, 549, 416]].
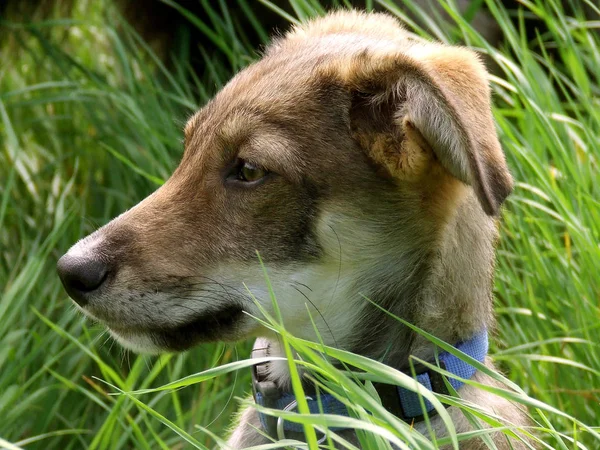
[[327, 224, 343, 310], [291, 284, 339, 348], [203, 343, 239, 430], [290, 280, 313, 292]]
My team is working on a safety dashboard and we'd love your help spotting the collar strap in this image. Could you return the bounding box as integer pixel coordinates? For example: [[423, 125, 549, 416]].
[[251, 330, 488, 437]]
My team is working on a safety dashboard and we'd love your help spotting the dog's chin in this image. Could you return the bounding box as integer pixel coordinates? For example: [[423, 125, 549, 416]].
[[108, 329, 164, 354], [104, 306, 247, 353]]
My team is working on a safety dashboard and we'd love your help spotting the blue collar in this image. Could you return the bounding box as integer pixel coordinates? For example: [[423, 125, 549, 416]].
[[251, 330, 488, 438]]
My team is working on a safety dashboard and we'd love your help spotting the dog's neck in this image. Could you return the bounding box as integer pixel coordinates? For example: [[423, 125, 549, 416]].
[[259, 310, 482, 391], [260, 199, 495, 390], [258, 328, 455, 392]]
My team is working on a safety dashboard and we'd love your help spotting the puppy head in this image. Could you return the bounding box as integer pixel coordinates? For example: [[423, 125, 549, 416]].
[[58, 11, 511, 354]]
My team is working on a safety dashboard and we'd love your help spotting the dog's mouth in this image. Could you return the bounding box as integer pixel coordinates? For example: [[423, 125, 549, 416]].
[[107, 305, 246, 352]]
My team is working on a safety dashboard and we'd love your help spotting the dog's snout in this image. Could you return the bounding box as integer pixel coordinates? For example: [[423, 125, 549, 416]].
[[57, 254, 109, 305]]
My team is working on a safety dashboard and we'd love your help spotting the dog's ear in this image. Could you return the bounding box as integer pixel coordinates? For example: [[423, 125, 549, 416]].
[[328, 46, 513, 216]]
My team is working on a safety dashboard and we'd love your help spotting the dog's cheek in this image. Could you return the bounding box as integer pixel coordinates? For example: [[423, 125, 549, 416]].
[[219, 180, 324, 264]]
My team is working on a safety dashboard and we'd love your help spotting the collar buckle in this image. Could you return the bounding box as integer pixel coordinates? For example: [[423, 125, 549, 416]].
[[252, 361, 280, 438]]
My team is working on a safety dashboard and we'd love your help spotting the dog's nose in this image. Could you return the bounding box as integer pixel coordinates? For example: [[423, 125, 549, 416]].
[[57, 254, 109, 306]]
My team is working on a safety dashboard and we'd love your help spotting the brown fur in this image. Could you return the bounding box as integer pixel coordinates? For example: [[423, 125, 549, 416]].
[[58, 10, 531, 449]]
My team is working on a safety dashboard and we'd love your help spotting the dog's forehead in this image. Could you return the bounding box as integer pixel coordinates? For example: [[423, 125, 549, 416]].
[[185, 58, 319, 134], [180, 31, 411, 169], [181, 54, 339, 165]]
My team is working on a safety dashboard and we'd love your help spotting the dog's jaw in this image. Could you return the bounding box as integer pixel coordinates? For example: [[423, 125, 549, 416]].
[[104, 305, 248, 353]]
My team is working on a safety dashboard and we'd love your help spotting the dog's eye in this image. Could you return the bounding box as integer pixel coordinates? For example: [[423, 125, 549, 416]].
[[236, 160, 267, 183]]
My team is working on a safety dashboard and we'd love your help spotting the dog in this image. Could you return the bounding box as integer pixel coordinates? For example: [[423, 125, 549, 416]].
[[57, 10, 531, 449]]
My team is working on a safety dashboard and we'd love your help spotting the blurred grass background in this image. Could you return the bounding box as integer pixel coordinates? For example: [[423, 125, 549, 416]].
[[0, 0, 599, 448]]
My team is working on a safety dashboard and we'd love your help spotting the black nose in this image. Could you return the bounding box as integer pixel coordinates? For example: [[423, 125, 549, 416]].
[[57, 254, 109, 306]]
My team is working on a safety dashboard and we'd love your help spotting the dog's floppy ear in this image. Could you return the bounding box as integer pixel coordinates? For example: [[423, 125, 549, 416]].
[[330, 45, 513, 216]]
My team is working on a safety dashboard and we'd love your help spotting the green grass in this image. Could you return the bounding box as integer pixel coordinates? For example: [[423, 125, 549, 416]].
[[1, 0, 599, 448]]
